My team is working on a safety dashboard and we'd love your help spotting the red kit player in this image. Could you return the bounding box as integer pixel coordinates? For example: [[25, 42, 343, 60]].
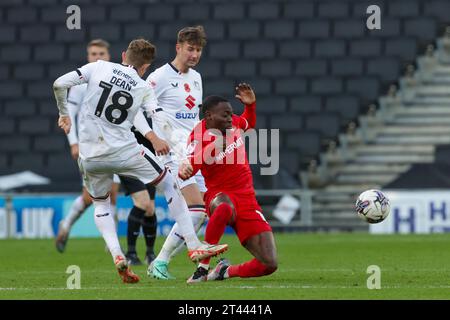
[[179, 83, 278, 283]]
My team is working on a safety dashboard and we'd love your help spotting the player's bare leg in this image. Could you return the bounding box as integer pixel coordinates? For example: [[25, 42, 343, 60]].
[[149, 183, 207, 280], [208, 231, 278, 281], [55, 187, 93, 253]]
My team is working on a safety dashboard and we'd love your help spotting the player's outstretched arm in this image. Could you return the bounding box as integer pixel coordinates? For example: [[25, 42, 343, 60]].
[[53, 71, 87, 117], [235, 83, 256, 130]]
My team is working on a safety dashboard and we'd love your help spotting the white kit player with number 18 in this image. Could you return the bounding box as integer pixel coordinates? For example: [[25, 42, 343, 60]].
[[53, 39, 227, 284]]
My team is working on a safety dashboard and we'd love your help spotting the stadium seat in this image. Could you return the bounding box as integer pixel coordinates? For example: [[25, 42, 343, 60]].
[[296, 59, 328, 76], [318, 2, 350, 18], [209, 41, 240, 59], [264, 21, 296, 39], [367, 58, 401, 82], [229, 22, 260, 40], [298, 20, 330, 39], [33, 135, 67, 152], [385, 37, 418, 61], [271, 115, 303, 131], [305, 113, 340, 140], [279, 41, 311, 58], [249, 3, 280, 19], [244, 41, 276, 59], [4, 99, 36, 116], [311, 77, 343, 95], [324, 96, 360, 124], [404, 18, 437, 41], [283, 3, 314, 19], [331, 59, 364, 76], [388, 0, 420, 17], [260, 61, 292, 77], [19, 118, 50, 134], [286, 131, 322, 157], [0, 25, 16, 43], [256, 97, 288, 114], [314, 40, 347, 58], [213, 4, 245, 20], [289, 96, 322, 113], [224, 60, 257, 77], [334, 20, 365, 38]]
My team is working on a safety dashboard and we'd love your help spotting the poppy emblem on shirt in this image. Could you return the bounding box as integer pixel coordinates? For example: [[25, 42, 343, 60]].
[[184, 83, 191, 93]]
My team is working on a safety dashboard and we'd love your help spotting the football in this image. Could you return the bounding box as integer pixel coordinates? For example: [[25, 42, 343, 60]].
[[355, 189, 390, 224]]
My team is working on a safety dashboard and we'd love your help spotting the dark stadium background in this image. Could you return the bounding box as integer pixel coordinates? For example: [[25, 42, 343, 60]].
[[2, 0, 450, 232]]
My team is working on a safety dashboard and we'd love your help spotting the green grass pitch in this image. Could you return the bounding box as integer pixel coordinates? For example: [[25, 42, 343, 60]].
[[1, 233, 450, 299]]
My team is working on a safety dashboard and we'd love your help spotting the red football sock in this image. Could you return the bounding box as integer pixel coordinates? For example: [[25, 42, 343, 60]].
[[227, 258, 276, 278], [199, 202, 233, 266]]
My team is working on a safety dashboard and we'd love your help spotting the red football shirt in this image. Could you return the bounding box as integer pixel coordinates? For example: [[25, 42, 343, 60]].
[[184, 103, 256, 194]]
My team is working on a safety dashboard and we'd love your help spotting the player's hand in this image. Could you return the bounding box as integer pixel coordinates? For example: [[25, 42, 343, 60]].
[[235, 83, 256, 105], [58, 115, 71, 135], [70, 144, 79, 160], [178, 160, 193, 180], [146, 131, 170, 156]]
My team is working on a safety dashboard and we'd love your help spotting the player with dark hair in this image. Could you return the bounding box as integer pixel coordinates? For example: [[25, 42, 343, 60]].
[[179, 83, 278, 283]]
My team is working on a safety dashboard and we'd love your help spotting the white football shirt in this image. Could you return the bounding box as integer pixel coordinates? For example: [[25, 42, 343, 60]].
[[54, 60, 158, 161], [146, 63, 203, 159]]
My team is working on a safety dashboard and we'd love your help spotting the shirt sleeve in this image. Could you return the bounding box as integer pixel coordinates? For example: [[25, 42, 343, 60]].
[[133, 110, 152, 137], [66, 100, 79, 145], [237, 103, 256, 131], [65, 86, 85, 145], [146, 71, 166, 100], [53, 62, 97, 116]]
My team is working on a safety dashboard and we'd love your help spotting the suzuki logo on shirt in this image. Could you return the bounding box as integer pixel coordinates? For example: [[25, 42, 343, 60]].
[[176, 112, 197, 119], [185, 95, 196, 110]]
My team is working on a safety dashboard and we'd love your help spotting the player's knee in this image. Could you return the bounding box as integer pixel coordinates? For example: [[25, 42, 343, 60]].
[[144, 202, 155, 216], [135, 199, 153, 214], [213, 202, 233, 222], [262, 258, 278, 275]]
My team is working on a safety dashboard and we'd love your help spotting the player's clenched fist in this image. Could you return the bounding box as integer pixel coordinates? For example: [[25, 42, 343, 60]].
[[178, 160, 194, 180], [235, 83, 256, 105], [58, 115, 72, 135]]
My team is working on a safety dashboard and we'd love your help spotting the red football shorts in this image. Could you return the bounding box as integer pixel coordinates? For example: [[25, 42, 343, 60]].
[[205, 190, 272, 244]]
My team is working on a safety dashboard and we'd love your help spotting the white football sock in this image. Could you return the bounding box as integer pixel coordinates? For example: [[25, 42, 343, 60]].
[[62, 195, 89, 231], [156, 173, 201, 250], [168, 208, 207, 261], [93, 197, 123, 259], [111, 204, 118, 230]]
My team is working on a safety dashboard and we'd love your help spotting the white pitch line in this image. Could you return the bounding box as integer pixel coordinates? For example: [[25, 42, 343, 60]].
[[3, 285, 450, 291]]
